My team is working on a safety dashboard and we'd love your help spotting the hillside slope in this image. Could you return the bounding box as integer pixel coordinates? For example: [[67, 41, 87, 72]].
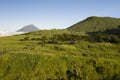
[[68, 16, 120, 33], [0, 29, 120, 80]]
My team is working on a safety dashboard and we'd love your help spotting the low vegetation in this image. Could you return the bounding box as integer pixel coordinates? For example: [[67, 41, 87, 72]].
[[0, 29, 120, 80]]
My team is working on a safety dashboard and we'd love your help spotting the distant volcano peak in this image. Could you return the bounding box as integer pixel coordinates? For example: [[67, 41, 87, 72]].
[[17, 24, 39, 32]]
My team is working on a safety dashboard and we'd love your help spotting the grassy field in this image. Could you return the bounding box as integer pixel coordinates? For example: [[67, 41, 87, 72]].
[[0, 29, 120, 80]]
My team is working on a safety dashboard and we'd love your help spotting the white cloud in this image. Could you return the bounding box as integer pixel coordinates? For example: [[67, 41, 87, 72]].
[[0, 31, 24, 37]]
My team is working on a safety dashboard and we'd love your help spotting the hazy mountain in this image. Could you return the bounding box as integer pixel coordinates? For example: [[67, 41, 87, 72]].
[[17, 24, 39, 32], [67, 16, 120, 33]]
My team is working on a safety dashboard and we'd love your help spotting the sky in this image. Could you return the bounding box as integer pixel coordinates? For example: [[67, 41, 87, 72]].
[[0, 0, 120, 31]]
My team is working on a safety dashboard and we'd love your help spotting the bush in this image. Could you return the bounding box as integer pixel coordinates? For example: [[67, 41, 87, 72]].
[[20, 37, 29, 41]]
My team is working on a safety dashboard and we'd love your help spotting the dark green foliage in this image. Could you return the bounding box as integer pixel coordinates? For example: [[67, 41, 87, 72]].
[[68, 16, 120, 33], [49, 33, 87, 44], [95, 66, 106, 74], [112, 73, 120, 80], [20, 36, 29, 41], [48, 33, 120, 44], [88, 34, 120, 43], [66, 69, 81, 80]]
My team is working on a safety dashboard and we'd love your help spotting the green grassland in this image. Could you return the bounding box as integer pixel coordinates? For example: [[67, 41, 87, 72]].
[[68, 16, 120, 33], [0, 29, 120, 80]]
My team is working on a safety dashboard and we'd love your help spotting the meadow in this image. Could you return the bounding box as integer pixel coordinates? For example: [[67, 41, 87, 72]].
[[0, 29, 120, 80]]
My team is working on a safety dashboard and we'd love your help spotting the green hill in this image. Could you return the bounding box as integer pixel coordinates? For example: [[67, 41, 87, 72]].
[[0, 29, 120, 80], [67, 16, 120, 33]]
